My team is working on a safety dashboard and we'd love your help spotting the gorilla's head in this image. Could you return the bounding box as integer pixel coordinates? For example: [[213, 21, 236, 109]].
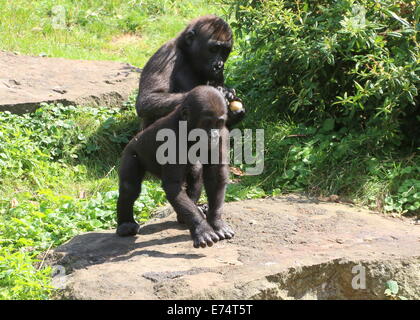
[[178, 15, 233, 81], [181, 86, 227, 132]]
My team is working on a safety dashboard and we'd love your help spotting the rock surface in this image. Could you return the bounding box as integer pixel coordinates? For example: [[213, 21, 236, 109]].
[[0, 51, 140, 114], [51, 195, 420, 300]]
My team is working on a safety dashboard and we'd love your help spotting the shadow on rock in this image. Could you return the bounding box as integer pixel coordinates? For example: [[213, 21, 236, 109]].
[[139, 220, 188, 235], [54, 219, 197, 271], [110, 248, 204, 263]]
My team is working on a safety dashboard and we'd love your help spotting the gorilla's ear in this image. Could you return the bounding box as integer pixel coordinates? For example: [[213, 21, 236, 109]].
[[184, 30, 195, 47]]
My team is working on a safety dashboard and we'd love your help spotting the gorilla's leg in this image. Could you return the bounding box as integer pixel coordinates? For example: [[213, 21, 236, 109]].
[[178, 163, 206, 224], [186, 163, 203, 204], [116, 150, 145, 236], [203, 164, 234, 240], [162, 165, 219, 248]]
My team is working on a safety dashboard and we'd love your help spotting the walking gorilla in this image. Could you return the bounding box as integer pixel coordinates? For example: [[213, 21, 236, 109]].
[[117, 86, 233, 248]]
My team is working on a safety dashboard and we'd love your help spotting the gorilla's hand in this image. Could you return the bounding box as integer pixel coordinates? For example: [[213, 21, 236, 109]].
[[216, 86, 239, 104], [227, 102, 245, 127], [215, 86, 245, 128], [223, 87, 237, 102]]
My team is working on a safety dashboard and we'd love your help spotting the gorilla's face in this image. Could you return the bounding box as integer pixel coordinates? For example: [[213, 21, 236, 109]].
[[188, 33, 232, 81]]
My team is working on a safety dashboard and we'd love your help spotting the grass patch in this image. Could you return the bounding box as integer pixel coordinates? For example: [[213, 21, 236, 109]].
[[0, 0, 222, 67]]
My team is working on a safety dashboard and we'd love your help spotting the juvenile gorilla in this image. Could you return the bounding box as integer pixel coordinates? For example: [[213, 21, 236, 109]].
[[136, 14, 244, 129], [117, 86, 234, 248]]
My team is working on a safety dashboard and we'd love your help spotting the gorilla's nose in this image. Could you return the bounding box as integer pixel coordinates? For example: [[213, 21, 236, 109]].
[[214, 61, 224, 71]]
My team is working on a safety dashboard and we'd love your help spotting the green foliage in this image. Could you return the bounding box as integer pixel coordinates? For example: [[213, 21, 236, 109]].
[[1, 187, 164, 252], [383, 166, 420, 213], [384, 280, 408, 300], [0, 185, 165, 300], [222, 0, 419, 215], [226, 184, 266, 201], [226, 0, 419, 146], [0, 103, 137, 191], [0, 248, 52, 300]]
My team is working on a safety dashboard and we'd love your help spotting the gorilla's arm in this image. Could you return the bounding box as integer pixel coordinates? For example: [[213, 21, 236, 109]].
[[135, 41, 189, 125], [136, 91, 186, 122]]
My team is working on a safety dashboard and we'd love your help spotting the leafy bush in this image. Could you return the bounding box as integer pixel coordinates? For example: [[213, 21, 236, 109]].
[[0, 248, 52, 300], [0, 103, 138, 190], [222, 0, 419, 214], [226, 0, 419, 146]]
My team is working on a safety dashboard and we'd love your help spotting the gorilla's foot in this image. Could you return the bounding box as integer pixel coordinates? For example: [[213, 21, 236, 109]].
[[209, 219, 234, 240], [190, 221, 220, 248], [116, 222, 139, 236]]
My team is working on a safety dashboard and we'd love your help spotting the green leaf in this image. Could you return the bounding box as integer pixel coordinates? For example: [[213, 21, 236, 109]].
[[321, 119, 335, 132], [384, 9, 411, 27], [385, 280, 399, 295]]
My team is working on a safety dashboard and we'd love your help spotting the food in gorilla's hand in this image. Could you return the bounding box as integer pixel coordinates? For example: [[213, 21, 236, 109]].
[[229, 100, 243, 112]]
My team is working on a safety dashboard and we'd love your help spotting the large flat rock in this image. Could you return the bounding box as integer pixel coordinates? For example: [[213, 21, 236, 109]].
[[51, 195, 420, 300], [0, 51, 140, 113]]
